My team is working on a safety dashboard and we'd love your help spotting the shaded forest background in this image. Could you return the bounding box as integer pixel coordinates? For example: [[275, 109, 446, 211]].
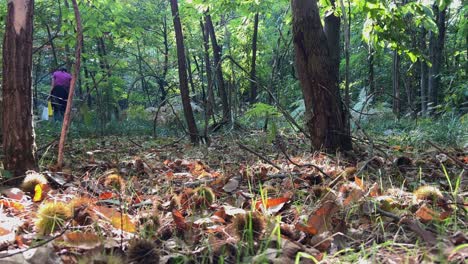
[[0, 0, 466, 146]]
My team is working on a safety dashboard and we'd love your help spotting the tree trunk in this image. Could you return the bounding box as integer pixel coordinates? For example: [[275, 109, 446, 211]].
[[46, 23, 58, 69], [392, 51, 401, 118], [323, 0, 340, 83], [340, 0, 351, 135], [419, 28, 428, 116], [57, 0, 82, 168], [201, 19, 215, 118], [2, 0, 38, 182], [428, 4, 447, 112], [156, 13, 169, 103], [249, 12, 259, 104], [186, 47, 196, 94], [170, 0, 199, 144], [137, 40, 152, 106], [205, 12, 230, 123], [291, 0, 352, 152]]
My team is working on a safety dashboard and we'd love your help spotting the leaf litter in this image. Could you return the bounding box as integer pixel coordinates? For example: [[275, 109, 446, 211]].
[[0, 133, 466, 263]]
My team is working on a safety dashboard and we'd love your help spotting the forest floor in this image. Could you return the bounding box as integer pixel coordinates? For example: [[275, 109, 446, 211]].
[[0, 131, 466, 263]]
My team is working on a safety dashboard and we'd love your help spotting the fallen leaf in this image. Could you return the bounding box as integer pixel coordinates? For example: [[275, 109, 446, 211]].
[[1, 188, 25, 201], [354, 176, 364, 190], [99, 192, 115, 200], [62, 232, 102, 250], [222, 178, 239, 193], [0, 199, 25, 211], [110, 214, 136, 233], [33, 184, 49, 202], [93, 206, 136, 232], [368, 183, 382, 197], [172, 209, 188, 230], [223, 205, 246, 216], [255, 197, 290, 214], [0, 226, 15, 247], [415, 204, 440, 222], [299, 193, 340, 235]]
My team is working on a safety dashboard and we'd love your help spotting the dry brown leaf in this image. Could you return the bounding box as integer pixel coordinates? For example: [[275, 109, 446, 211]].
[[62, 232, 102, 250], [172, 209, 188, 230], [415, 204, 441, 222]]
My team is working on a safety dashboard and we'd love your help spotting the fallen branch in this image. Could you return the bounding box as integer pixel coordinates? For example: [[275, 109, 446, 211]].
[[237, 143, 282, 171]]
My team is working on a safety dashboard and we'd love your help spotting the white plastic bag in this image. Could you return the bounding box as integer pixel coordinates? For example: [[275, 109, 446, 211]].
[[41, 106, 49, 121]]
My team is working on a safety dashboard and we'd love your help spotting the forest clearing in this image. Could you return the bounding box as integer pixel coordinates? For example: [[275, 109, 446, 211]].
[[0, 0, 466, 263]]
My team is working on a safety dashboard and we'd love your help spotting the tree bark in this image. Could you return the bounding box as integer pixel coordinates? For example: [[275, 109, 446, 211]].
[[201, 19, 214, 118], [249, 12, 259, 104], [428, 4, 447, 111], [170, 0, 199, 144], [340, 0, 351, 135], [291, 0, 352, 152], [323, 0, 340, 83], [205, 12, 230, 123], [392, 51, 401, 118], [57, 0, 82, 168], [419, 28, 428, 116], [2, 0, 38, 182]]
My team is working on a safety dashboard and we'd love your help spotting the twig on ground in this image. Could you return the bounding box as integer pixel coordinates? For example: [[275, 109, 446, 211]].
[[237, 143, 282, 171], [426, 140, 467, 169]]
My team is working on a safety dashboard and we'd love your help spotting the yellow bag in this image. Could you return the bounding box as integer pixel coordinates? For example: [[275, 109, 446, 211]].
[[48, 101, 53, 116]]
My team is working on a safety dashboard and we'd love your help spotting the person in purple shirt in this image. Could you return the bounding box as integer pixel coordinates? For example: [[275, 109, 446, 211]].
[[49, 68, 72, 121]]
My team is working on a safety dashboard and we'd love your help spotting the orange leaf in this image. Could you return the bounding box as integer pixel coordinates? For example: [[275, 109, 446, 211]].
[[99, 192, 115, 200], [15, 235, 25, 248], [255, 197, 290, 210], [354, 176, 364, 190], [415, 204, 440, 222], [305, 200, 340, 235], [63, 232, 102, 250], [368, 183, 382, 197], [172, 209, 188, 230], [0, 200, 24, 211], [343, 186, 364, 206], [295, 223, 318, 235]]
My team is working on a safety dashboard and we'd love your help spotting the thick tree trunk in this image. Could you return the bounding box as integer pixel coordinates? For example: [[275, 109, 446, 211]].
[[392, 51, 401, 118], [249, 12, 259, 104], [57, 0, 82, 168], [323, 0, 340, 83], [201, 19, 214, 118], [205, 12, 230, 123], [428, 4, 447, 111], [291, 0, 352, 152], [170, 0, 199, 144], [2, 0, 38, 182]]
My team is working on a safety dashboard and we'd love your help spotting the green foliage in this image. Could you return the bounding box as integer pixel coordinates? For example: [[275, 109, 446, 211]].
[[361, 111, 467, 147], [244, 103, 281, 120]]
